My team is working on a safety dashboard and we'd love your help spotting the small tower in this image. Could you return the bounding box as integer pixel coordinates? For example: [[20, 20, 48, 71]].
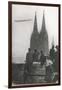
[[30, 12, 39, 51], [39, 12, 49, 56]]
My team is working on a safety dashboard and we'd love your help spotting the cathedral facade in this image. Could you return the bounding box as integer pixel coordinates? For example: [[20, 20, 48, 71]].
[[30, 12, 49, 56]]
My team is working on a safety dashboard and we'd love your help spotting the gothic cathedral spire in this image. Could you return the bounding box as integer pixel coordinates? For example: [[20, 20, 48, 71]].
[[33, 12, 38, 33], [39, 12, 49, 56], [30, 12, 39, 51]]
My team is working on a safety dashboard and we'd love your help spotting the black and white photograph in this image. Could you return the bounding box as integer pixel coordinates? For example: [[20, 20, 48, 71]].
[[8, 2, 60, 88]]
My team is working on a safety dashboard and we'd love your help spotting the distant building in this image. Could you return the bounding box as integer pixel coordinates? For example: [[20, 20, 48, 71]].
[[30, 12, 49, 56]]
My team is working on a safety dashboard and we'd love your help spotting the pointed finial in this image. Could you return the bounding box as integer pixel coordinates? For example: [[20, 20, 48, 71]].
[[41, 10, 46, 30], [43, 10, 45, 15], [34, 11, 37, 22], [51, 37, 55, 48], [35, 11, 37, 17], [43, 10, 45, 20], [33, 11, 38, 33]]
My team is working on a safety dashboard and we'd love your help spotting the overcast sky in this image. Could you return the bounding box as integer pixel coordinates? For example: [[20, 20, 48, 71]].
[[12, 4, 59, 63]]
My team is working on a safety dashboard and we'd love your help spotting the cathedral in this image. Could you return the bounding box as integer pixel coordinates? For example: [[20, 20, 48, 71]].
[[30, 12, 49, 56]]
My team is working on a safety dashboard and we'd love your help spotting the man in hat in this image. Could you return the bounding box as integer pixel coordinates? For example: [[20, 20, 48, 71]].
[[25, 48, 33, 72], [32, 49, 39, 62], [40, 50, 46, 67], [24, 48, 33, 83]]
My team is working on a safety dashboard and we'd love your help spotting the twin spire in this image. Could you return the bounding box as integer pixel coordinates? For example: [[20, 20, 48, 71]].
[[33, 11, 46, 34], [30, 11, 49, 56]]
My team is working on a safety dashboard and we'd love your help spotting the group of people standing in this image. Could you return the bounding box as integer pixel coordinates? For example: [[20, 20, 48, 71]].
[[24, 48, 46, 83], [25, 48, 46, 72], [24, 45, 59, 83]]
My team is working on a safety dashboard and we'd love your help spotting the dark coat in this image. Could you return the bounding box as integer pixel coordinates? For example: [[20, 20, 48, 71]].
[[32, 52, 39, 62], [40, 54, 46, 66], [26, 52, 33, 63]]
